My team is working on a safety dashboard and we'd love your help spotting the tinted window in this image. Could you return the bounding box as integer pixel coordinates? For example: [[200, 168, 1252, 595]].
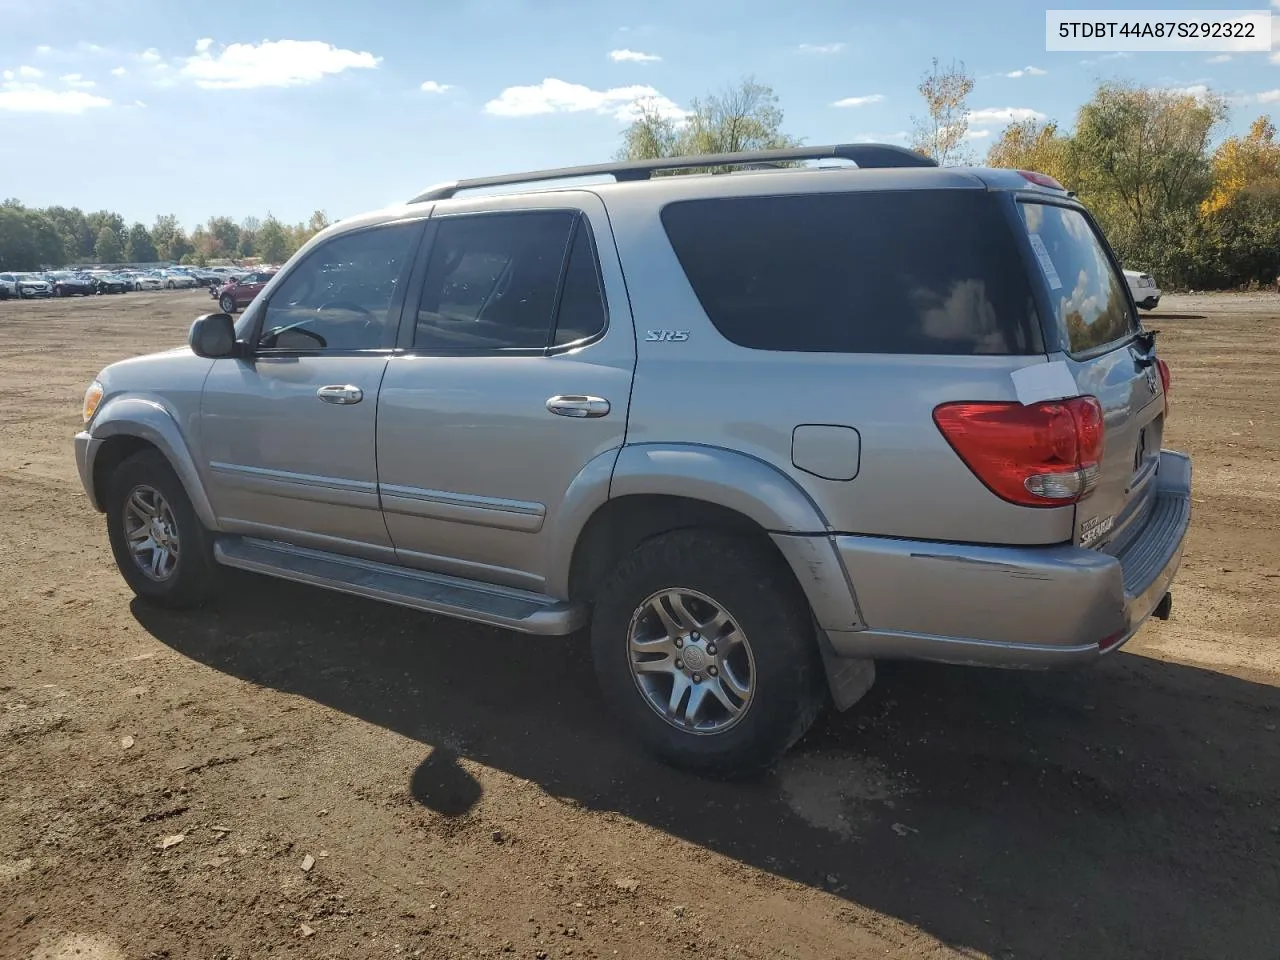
[[414, 211, 574, 352], [551, 222, 607, 347], [1017, 201, 1138, 355], [660, 191, 1039, 355], [257, 222, 419, 352]]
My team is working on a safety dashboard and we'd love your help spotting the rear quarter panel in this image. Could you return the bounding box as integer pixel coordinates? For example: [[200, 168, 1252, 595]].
[[600, 175, 1075, 545]]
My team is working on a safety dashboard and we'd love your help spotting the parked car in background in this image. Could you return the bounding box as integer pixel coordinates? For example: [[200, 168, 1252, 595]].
[[49, 272, 99, 297], [95, 273, 132, 295], [157, 269, 200, 290], [130, 273, 165, 292], [213, 271, 275, 313], [12, 273, 52, 298], [0, 272, 18, 299], [1124, 269, 1161, 311]]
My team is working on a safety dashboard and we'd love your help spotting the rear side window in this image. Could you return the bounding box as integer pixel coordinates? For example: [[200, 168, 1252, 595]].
[[660, 191, 1040, 355], [1016, 202, 1138, 355]]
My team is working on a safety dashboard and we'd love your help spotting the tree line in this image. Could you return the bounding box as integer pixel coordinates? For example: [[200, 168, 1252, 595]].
[[620, 68, 1279, 291], [0, 202, 331, 271]]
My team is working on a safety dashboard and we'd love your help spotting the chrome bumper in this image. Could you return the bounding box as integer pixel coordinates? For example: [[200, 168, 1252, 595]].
[[824, 450, 1192, 668]]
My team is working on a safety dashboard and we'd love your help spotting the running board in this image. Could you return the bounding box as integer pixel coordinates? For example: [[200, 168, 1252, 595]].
[[213, 536, 587, 636]]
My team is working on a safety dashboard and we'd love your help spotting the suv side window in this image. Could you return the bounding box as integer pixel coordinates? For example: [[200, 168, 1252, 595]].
[[256, 222, 419, 352], [413, 211, 578, 352], [660, 191, 1040, 355], [551, 221, 607, 348]]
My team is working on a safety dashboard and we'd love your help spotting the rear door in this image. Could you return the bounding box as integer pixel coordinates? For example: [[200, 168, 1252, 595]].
[[1015, 199, 1164, 550]]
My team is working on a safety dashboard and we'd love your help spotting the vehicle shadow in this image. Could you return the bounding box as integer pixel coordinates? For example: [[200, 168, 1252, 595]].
[[135, 572, 1280, 960], [1145, 313, 1207, 320]]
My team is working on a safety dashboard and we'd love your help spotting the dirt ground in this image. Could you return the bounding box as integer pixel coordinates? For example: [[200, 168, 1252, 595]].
[[0, 289, 1277, 960]]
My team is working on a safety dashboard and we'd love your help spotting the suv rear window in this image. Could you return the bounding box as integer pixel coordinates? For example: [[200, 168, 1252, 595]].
[[660, 190, 1039, 355], [1016, 201, 1138, 355]]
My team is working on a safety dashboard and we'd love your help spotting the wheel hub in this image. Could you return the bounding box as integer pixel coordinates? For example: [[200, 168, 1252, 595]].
[[627, 588, 756, 735]]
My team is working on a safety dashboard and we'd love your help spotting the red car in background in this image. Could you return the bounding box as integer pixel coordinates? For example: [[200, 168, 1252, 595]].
[[212, 271, 275, 314]]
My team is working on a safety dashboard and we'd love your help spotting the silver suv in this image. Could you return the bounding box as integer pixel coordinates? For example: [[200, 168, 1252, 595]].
[[74, 144, 1191, 776]]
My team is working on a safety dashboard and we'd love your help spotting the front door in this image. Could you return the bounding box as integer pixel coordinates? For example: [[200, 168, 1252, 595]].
[[199, 218, 425, 560], [376, 196, 634, 593]]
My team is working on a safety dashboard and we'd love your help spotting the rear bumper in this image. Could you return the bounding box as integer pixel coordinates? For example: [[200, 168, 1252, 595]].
[[824, 450, 1191, 668], [1137, 294, 1161, 310]]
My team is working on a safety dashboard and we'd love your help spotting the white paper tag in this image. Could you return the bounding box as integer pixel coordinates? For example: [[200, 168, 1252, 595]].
[[1027, 233, 1063, 290], [1011, 361, 1080, 406]]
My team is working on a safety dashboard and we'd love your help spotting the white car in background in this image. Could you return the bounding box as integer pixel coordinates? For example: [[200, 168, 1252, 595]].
[[130, 273, 165, 292], [158, 269, 200, 289], [1124, 269, 1161, 311]]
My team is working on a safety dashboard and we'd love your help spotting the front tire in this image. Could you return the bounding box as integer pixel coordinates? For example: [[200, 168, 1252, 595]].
[[105, 450, 217, 608], [591, 530, 826, 778]]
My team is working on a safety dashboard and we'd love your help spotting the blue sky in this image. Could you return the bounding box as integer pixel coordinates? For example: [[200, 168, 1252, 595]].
[[1, 0, 1276, 229]]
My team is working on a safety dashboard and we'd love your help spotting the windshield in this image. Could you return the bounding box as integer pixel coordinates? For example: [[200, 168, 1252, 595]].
[[1017, 201, 1139, 355]]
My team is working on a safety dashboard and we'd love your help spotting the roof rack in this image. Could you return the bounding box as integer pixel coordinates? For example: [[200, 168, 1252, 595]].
[[410, 142, 937, 203]]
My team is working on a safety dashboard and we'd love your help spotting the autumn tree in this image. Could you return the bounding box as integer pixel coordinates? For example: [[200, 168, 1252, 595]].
[[1201, 116, 1280, 215], [617, 77, 799, 163], [910, 58, 974, 166], [986, 119, 1074, 186]]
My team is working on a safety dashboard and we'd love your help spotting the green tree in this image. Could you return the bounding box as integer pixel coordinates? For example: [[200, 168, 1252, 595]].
[[85, 210, 125, 258], [94, 224, 123, 263], [257, 214, 288, 263], [0, 207, 66, 270], [206, 215, 241, 258], [617, 77, 799, 163], [238, 215, 261, 258], [41, 205, 92, 262], [125, 222, 157, 263], [910, 58, 975, 166], [1071, 82, 1226, 245]]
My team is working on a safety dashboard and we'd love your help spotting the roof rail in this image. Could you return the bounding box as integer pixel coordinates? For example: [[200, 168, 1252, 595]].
[[410, 142, 937, 203]]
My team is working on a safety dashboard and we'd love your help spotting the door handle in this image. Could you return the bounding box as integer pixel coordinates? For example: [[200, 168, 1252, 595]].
[[546, 395, 610, 419], [316, 384, 364, 405]]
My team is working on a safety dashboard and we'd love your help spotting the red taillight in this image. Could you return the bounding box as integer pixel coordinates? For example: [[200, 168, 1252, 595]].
[[1018, 170, 1065, 190], [933, 397, 1105, 508], [1155, 358, 1171, 415]]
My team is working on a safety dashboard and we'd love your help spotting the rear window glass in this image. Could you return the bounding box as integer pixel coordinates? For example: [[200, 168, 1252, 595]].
[[1017, 201, 1138, 355], [659, 190, 1039, 355]]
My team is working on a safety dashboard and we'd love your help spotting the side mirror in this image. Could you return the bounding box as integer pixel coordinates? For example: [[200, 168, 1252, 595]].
[[189, 313, 239, 359]]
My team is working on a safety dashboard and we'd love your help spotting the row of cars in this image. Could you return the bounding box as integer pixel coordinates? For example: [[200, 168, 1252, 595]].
[[0, 265, 253, 300]]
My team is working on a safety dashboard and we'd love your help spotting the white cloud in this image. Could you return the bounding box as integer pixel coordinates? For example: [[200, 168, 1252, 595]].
[[0, 78, 110, 114], [78, 42, 105, 54], [967, 128, 992, 139], [1244, 89, 1280, 103], [1207, 54, 1233, 63], [138, 48, 162, 63], [18, 65, 42, 79], [852, 130, 908, 142], [967, 106, 1046, 125], [798, 42, 846, 54], [180, 39, 380, 90], [609, 49, 661, 63], [1006, 65, 1047, 78], [1167, 84, 1210, 97], [35, 45, 52, 55], [831, 94, 885, 108], [420, 80, 453, 93], [61, 73, 95, 89], [111, 66, 127, 76], [194, 37, 213, 53], [484, 77, 685, 122]]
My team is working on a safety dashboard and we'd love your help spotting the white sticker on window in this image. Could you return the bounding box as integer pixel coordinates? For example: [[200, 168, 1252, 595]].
[[1027, 233, 1063, 290], [1011, 360, 1081, 406]]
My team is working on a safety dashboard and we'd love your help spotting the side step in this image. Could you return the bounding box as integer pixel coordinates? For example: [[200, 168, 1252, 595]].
[[213, 536, 587, 636]]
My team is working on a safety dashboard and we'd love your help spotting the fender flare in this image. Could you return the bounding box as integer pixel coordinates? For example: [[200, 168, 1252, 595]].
[[87, 396, 218, 530], [547, 443, 865, 632]]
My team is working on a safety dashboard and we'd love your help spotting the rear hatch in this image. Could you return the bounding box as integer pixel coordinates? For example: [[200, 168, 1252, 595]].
[[1014, 199, 1166, 551]]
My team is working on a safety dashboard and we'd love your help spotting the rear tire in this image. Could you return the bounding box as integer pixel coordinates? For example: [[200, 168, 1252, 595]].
[[590, 530, 826, 778], [105, 450, 218, 609], [219, 294, 236, 314]]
